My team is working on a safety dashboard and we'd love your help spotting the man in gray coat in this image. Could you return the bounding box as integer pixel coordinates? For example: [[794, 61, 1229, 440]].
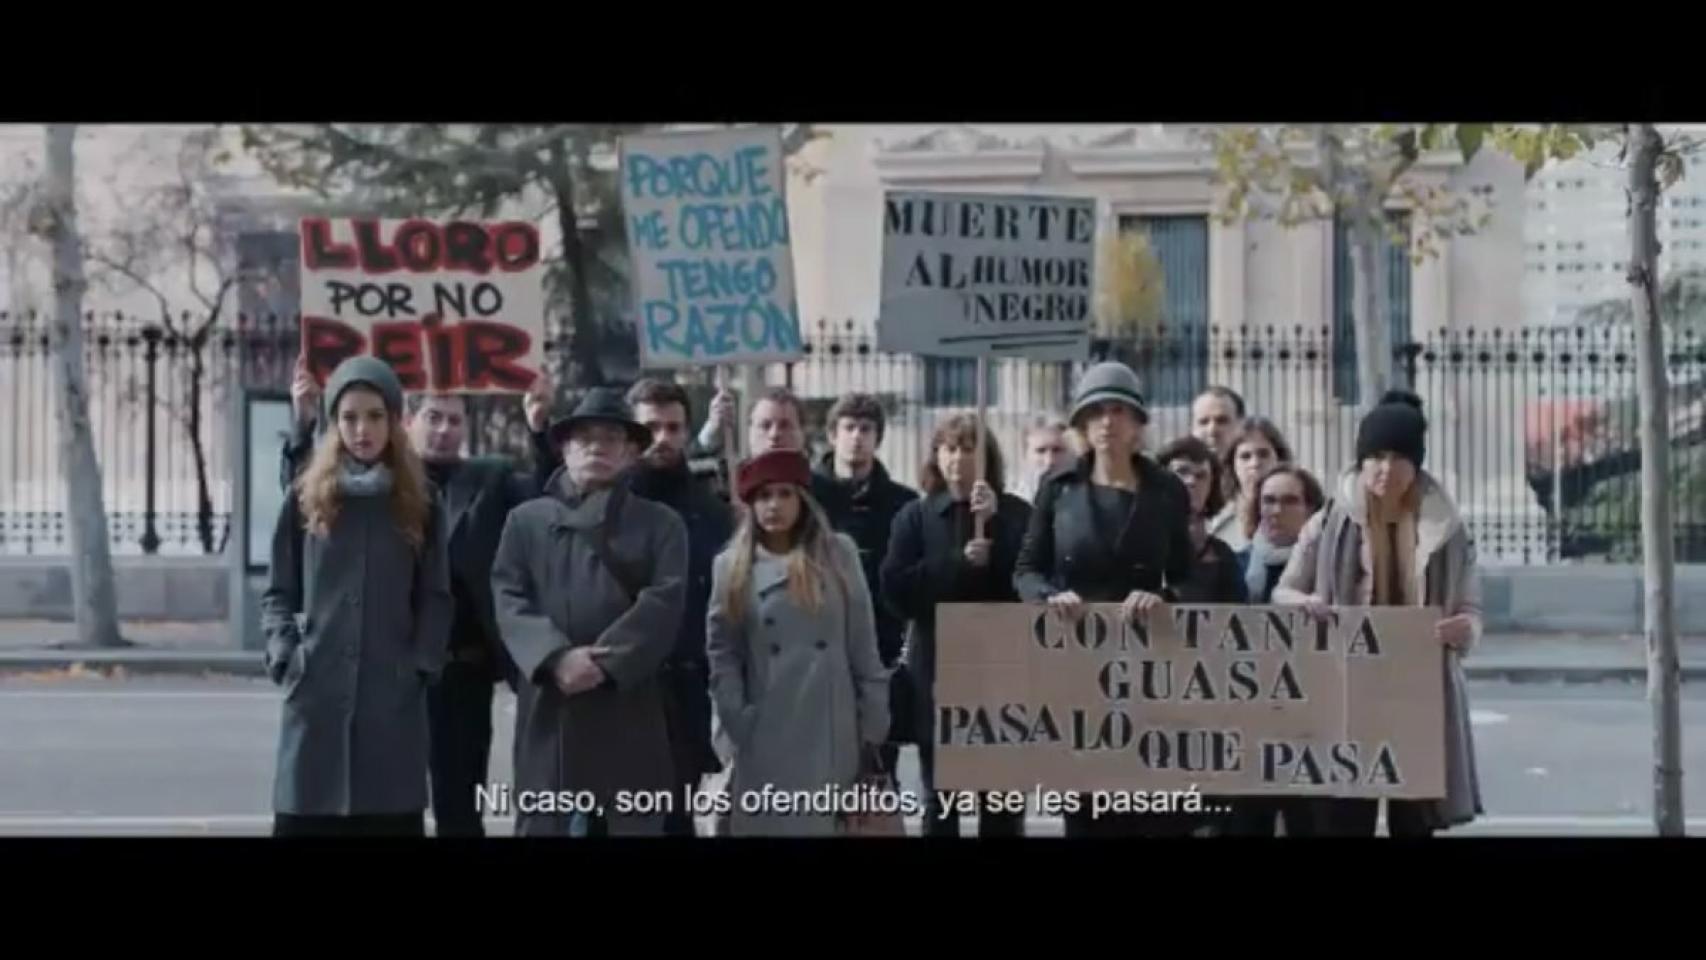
[[490, 388, 689, 837]]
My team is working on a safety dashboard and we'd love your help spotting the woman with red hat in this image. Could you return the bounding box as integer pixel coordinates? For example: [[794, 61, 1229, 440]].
[[706, 449, 891, 836]]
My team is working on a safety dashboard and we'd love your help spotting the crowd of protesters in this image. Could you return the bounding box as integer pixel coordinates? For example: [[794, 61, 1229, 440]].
[[264, 354, 1483, 839]]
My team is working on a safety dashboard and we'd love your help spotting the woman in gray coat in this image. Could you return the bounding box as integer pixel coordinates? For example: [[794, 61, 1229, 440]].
[[707, 449, 890, 837], [1272, 390, 1484, 836], [260, 356, 452, 837]]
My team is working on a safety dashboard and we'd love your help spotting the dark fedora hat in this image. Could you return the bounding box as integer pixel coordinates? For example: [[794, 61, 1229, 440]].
[[548, 387, 652, 449]]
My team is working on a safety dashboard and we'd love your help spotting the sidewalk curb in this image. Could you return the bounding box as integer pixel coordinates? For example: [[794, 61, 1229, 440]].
[[1463, 664, 1704, 684], [0, 652, 265, 678], [0, 651, 1699, 684]]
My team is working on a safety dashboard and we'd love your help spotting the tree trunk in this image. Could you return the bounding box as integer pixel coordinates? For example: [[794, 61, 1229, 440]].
[[1628, 123, 1684, 836], [546, 139, 603, 388], [42, 124, 124, 648], [1352, 207, 1394, 409], [185, 349, 214, 554]]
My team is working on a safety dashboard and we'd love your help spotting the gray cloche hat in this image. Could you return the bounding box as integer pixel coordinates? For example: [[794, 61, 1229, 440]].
[[1069, 361, 1149, 426], [322, 355, 404, 423]]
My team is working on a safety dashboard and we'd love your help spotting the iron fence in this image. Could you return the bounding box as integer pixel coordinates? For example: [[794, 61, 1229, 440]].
[[759, 319, 1706, 566], [2, 311, 1702, 564]]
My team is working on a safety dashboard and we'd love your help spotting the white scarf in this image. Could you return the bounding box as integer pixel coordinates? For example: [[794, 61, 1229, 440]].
[[1243, 530, 1294, 602]]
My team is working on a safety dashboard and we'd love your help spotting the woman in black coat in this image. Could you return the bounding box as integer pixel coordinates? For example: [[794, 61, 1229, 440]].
[[1013, 362, 1196, 838], [881, 414, 1031, 837], [1158, 436, 1248, 607], [1156, 435, 1247, 836]]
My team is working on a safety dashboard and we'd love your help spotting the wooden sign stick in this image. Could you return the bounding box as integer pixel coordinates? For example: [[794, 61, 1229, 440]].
[[974, 356, 988, 541], [716, 364, 738, 482]]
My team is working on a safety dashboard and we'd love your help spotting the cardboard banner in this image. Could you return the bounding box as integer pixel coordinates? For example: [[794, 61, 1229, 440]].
[[620, 127, 803, 368], [299, 217, 547, 393], [878, 190, 1095, 362], [933, 603, 1447, 799]]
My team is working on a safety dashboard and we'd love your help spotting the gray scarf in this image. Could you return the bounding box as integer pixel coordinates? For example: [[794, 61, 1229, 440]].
[[337, 456, 395, 498], [1243, 530, 1295, 603]]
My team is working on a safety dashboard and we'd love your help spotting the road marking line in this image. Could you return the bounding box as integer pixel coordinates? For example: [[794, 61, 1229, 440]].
[[0, 691, 276, 700], [1470, 709, 1509, 725]]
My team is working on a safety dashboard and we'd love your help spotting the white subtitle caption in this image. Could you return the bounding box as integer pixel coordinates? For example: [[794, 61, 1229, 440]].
[[474, 783, 1222, 819]]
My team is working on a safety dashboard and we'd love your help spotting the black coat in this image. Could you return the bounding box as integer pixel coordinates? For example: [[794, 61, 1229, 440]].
[[1175, 535, 1249, 604], [811, 456, 919, 665], [1013, 452, 1195, 604], [626, 460, 734, 782], [282, 425, 556, 677], [880, 489, 1032, 739]]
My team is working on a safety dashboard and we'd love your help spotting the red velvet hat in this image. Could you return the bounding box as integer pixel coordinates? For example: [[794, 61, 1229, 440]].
[[735, 449, 812, 504]]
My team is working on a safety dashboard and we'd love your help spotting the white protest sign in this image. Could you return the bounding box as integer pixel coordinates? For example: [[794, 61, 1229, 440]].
[[620, 127, 803, 368], [878, 190, 1095, 362], [298, 217, 547, 393]]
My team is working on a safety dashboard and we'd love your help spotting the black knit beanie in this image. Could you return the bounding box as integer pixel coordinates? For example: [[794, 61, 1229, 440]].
[[1356, 390, 1427, 468]]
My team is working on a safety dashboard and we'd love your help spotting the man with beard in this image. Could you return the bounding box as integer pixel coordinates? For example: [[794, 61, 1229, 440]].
[[284, 356, 554, 837], [624, 378, 735, 837]]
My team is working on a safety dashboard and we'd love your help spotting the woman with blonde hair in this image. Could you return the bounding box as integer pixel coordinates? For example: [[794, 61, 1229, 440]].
[[261, 356, 451, 837], [1012, 414, 1074, 504], [707, 449, 890, 836]]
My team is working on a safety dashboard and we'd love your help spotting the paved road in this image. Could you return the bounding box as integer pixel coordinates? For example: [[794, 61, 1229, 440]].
[[2, 676, 1702, 837]]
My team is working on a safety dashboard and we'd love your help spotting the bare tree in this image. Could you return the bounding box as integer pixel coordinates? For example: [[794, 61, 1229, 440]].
[[28, 124, 123, 647], [85, 129, 237, 555], [1475, 123, 1695, 835], [1626, 123, 1684, 836]]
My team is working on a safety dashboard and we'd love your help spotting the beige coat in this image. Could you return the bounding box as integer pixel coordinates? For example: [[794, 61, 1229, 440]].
[[1273, 467, 1484, 828], [1208, 502, 1250, 552]]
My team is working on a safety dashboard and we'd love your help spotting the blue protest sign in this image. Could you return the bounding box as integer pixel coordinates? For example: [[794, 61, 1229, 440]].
[[620, 127, 804, 367]]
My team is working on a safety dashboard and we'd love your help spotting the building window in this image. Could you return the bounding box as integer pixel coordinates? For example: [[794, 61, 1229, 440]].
[[1116, 213, 1210, 405], [923, 357, 1000, 408], [1331, 212, 1412, 404]]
